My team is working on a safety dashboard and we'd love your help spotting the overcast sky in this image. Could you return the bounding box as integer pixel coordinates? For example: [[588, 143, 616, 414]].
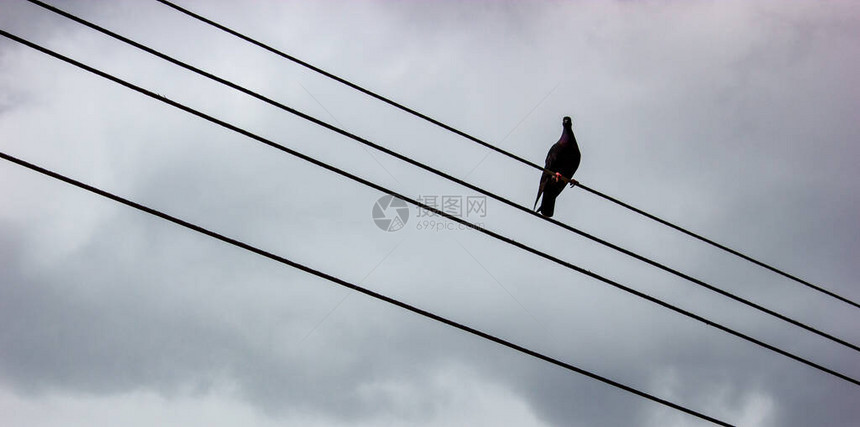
[[1, 0, 859, 426]]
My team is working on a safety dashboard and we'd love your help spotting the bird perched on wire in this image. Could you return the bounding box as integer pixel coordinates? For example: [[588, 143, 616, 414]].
[[533, 116, 581, 217]]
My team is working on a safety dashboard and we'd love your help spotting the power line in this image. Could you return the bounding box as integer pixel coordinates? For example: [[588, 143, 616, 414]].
[[0, 151, 732, 427], [576, 182, 860, 309], [151, 0, 859, 310], [2, 28, 856, 388], [27, 0, 860, 353]]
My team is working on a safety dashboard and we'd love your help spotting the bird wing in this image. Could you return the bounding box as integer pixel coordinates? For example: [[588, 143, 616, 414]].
[[534, 170, 550, 210], [534, 142, 563, 210], [544, 141, 564, 170]]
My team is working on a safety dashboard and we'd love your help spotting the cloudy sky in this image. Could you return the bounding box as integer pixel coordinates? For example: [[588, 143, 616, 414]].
[[1, 0, 859, 425]]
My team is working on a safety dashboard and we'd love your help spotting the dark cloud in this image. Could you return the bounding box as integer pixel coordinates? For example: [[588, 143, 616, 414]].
[[1, 0, 859, 426]]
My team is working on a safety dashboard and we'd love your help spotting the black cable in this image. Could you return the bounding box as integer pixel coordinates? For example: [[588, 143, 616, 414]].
[[151, 0, 859, 310], [576, 183, 860, 310], [0, 151, 732, 427], [2, 28, 856, 388], [27, 0, 860, 353]]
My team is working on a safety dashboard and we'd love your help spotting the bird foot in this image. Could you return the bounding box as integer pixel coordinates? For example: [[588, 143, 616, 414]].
[[569, 178, 578, 188], [552, 172, 563, 182]]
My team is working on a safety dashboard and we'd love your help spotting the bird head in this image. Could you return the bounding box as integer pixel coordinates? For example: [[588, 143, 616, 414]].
[[562, 116, 572, 128]]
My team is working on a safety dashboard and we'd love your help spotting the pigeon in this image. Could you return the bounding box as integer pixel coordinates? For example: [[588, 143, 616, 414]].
[[533, 116, 581, 217]]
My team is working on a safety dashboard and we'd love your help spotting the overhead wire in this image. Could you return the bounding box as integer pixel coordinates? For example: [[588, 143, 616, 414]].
[[26, 0, 860, 354], [0, 151, 732, 427], [150, 0, 860, 310], [2, 28, 857, 388], [575, 183, 860, 310]]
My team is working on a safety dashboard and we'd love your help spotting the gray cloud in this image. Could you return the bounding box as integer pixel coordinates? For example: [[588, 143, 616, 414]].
[[1, 0, 859, 426]]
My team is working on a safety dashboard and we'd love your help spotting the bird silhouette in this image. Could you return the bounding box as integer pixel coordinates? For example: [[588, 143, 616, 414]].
[[533, 116, 581, 217]]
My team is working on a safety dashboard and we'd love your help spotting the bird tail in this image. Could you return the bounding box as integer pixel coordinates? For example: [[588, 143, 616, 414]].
[[538, 193, 556, 217], [533, 188, 543, 211]]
